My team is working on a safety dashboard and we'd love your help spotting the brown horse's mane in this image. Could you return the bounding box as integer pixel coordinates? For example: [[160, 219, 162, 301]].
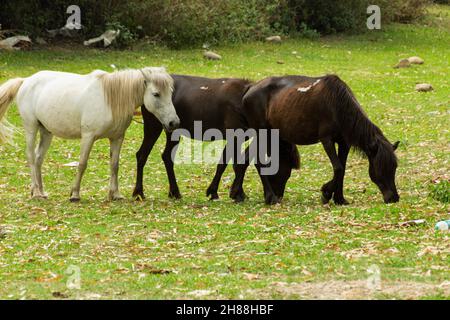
[[322, 75, 397, 170]]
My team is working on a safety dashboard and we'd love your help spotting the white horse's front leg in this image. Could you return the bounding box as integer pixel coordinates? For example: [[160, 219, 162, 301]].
[[70, 135, 95, 202], [35, 126, 53, 198], [109, 136, 125, 201]]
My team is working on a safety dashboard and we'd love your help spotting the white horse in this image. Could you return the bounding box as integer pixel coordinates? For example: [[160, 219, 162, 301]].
[[0, 67, 180, 201]]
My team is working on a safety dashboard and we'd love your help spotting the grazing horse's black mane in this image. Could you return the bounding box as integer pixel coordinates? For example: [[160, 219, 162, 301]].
[[323, 75, 398, 169]]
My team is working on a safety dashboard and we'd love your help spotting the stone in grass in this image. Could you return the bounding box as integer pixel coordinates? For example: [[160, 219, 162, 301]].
[[408, 56, 424, 64], [415, 83, 433, 92], [0, 226, 6, 239], [394, 59, 411, 68], [266, 35, 282, 43], [203, 50, 222, 60]]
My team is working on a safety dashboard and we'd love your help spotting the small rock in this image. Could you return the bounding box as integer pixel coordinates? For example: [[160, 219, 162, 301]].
[[203, 51, 222, 60], [52, 291, 69, 299], [394, 59, 411, 68], [415, 83, 433, 92], [266, 35, 282, 43], [276, 60, 285, 64], [0, 35, 32, 50], [35, 37, 47, 45], [0, 226, 6, 239], [84, 29, 120, 47], [408, 56, 424, 64]]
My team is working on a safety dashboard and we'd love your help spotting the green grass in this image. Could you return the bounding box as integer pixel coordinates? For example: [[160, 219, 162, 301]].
[[0, 5, 449, 299]]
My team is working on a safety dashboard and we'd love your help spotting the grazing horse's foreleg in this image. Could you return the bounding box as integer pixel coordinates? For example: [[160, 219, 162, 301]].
[[333, 141, 350, 205], [206, 144, 231, 200], [70, 135, 95, 202], [320, 138, 346, 205], [34, 126, 53, 198], [24, 124, 40, 198], [133, 110, 163, 200], [162, 135, 181, 199], [109, 136, 125, 201]]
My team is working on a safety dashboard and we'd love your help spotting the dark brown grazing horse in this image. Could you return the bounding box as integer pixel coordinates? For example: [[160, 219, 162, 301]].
[[133, 74, 299, 204], [228, 74, 399, 204]]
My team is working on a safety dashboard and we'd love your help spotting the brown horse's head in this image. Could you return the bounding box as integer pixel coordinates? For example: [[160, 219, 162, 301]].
[[268, 140, 300, 199], [368, 139, 400, 203]]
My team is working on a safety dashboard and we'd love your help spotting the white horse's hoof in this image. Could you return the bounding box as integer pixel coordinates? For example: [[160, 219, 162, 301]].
[[69, 197, 80, 203], [110, 194, 124, 201], [31, 191, 48, 200]]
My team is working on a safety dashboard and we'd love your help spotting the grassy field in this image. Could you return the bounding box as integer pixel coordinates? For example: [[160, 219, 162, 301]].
[[0, 5, 448, 299]]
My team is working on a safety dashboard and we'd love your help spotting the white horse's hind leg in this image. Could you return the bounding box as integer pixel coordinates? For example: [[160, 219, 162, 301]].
[[70, 134, 95, 202], [109, 136, 125, 201], [35, 126, 53, 198], [24, 124, 40, 198]]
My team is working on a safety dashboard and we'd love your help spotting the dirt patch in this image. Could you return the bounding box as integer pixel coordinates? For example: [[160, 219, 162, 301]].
[[259, 280, 450, 299]]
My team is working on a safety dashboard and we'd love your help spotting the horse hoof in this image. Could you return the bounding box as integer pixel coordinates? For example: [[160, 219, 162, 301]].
[[133, 193, 145, 201], [334, 198, 349, 205], [70, 197, 80, 203], [232, 192, 246, 203], [321, 191, 333, 204], [168, 191, 182, 199], [32, 194, 48, 200], [209, 193, 219, 201], [265, 194, 280, 205], [111, 195, 125, 201], [132, 189, 145, 201]]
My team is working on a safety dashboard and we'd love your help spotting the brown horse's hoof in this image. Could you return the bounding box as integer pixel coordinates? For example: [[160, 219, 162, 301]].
[[334, 197, 349, 205], [321, 190, 333, 204], [265, 193, 280, 205], [206, 186, 219, 200], [209, 193, 219, 201], [231, 191, 246, 203], [132, 189, 145, 201], [168, 190, 182, 199]]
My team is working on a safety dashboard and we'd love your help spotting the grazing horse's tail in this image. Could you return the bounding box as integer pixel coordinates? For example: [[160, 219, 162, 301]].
[[0, 78, 24, 144]]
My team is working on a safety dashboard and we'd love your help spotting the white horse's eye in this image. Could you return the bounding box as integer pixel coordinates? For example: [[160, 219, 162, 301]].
[[153, 92, 160, 98]]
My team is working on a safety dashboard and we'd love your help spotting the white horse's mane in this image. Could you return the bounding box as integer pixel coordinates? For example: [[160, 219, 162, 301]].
[[97, 67, 173, 127]]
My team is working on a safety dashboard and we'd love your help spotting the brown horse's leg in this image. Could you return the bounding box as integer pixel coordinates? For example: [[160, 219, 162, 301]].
[[133, 109, 163, 200], [333, 141, 350, 205], [206, 144, 231, 200], [231, 141, 280, 205], [230, 145, 250, 202], [162, 136, 182, 199], [320, 138, 345, 205]]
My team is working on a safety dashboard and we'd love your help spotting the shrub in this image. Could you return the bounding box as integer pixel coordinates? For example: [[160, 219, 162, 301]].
[[0, 0, 432, 48]]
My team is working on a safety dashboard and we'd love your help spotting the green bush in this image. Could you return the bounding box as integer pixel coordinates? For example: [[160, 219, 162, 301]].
[[0, 0, 432, 48]]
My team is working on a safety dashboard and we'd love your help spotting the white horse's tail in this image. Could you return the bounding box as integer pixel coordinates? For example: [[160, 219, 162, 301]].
[[0, 78, 24, 144]]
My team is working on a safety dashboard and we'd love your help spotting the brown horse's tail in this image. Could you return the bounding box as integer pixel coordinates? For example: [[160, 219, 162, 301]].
[[280, 138, 300, 169], [0, 78, 24, 144]]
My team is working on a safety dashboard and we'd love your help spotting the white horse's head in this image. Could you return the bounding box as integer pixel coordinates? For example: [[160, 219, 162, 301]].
[[140, 67, 179, 132]]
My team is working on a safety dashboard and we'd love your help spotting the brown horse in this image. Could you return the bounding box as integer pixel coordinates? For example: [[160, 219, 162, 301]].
[[133, 74, 299, 204], [229, 74, 399, 204]]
